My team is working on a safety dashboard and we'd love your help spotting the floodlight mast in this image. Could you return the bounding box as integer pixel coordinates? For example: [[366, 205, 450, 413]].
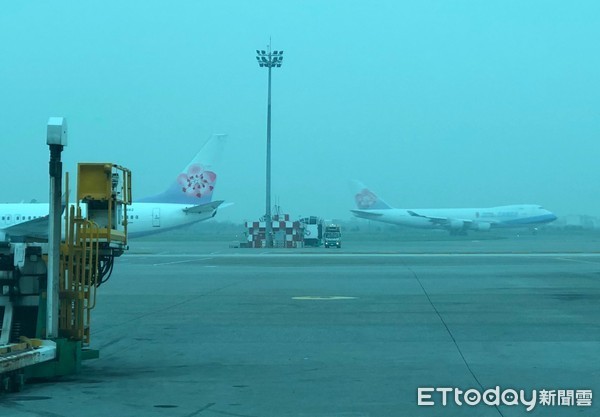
[[256, 43, 284, 248]]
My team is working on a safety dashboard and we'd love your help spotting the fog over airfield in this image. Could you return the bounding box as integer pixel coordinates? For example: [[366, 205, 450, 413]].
[[0, 1, 598, 223]]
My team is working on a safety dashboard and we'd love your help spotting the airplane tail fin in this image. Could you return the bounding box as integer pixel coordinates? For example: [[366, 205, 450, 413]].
[[138, 134, 227, 205], [352, 180, 393, 210]]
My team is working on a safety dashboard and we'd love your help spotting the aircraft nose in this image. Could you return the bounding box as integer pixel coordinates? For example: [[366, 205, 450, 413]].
[[546, 210, 558, 222]]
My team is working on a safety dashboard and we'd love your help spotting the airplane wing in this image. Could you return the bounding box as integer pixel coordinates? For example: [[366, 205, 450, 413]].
[[183, 200, 224, 215], [407, 210, 473, 228], [350, 209, 384, 219], [3, 216, 50, 240], [3, 193, 70, 240]]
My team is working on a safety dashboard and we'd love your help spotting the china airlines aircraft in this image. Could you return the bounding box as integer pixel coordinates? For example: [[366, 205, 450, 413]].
[[0, 134, 227, 241], [351, 182, 557, 235]]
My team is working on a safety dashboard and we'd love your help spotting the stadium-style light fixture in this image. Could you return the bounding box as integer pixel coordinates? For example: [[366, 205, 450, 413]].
[[255, 48, 285, 69]]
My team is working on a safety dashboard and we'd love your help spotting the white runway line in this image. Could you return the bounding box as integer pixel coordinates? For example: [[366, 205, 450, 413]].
[[555, 257, 600, 265], [152, 257, 214, 266]]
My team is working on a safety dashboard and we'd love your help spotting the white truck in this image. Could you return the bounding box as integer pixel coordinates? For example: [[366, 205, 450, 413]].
[[300, 216, 323, 247], [323, 224, 342, 248]]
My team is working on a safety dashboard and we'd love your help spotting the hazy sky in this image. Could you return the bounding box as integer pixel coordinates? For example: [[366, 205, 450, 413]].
[[1, 1, 599, 222]]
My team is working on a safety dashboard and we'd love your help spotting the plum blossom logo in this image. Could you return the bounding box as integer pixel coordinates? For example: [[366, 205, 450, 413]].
[[355, 189, 378, 209], [177, 164, 217, 199]]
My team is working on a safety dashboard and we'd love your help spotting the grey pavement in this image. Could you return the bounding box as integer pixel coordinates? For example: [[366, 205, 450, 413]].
[[1, 233, 599, 416]]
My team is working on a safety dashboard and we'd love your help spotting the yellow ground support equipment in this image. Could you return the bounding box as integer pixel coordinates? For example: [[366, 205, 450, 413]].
[[0, 163, 131, 392]]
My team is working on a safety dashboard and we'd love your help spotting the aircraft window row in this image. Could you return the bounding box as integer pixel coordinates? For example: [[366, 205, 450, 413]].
[[3, 215, 42, 221]]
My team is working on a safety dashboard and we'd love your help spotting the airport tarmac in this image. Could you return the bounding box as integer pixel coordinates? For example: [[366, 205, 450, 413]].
[[1, 233, 599, 416]]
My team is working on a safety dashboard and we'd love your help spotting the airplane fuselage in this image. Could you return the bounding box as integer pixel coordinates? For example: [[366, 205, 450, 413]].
[[125, 202, 218, 237], [352, 204, 557, 231], [0, 202, 217, 240]]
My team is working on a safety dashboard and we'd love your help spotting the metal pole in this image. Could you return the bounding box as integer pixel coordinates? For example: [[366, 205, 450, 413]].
[[256, 44, 283, 248], [46, 117, 67, 339], [47, 144, 62, 338], [265, 63, 273, 248]]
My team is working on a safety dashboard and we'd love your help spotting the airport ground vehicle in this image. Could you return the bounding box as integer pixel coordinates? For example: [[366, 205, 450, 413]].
[[323, 224, 342, 248], [300, 216, 322, 247], [1, 160, 131, 392]]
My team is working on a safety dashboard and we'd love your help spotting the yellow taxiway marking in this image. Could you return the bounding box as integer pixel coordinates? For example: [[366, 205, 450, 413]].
[[292, 296, 357, 300]]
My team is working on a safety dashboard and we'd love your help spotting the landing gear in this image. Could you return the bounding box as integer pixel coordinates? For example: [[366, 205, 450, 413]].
[[449, 229, 468, 236]]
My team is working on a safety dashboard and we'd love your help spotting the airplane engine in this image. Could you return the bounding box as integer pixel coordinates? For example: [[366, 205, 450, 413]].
[[472, 222, 491, 231], [448, 219, 464, 230]]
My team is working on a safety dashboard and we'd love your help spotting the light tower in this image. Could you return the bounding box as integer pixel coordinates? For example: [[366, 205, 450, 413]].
[[256, 44, 283, 248]]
